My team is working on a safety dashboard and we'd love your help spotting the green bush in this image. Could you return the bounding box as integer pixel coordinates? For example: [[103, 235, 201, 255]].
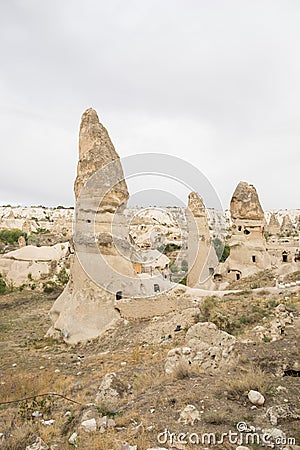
[[158, 243, 181, 254], [0, 228, 26, 245], [213, 238, 230, 262], [179, 275, 187, 286], [169, 263, 178, 274], [0, 274, 6, 294], [181, 259, 188, 271], [56, 268, 69, 285]]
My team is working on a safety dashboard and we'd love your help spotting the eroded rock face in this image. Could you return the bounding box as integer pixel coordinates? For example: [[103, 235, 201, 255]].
[[281, 214, 295, 236], [267, 213, 281, 235], [47, 108, 134, 344], [187, 192, 217, 288], [75, 108, 128, 208], [230, 182, 264, 221], [220, 181, 271, 281], [188, 192, 206, 218], [165, 322, 236, 374], [95, 372, 128, 409]]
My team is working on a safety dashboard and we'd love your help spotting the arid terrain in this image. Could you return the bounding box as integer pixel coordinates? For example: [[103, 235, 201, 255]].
[[0, 277, 299, 449]]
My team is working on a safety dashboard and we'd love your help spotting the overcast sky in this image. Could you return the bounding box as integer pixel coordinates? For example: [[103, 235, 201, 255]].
[[0, 0, 299, 211]]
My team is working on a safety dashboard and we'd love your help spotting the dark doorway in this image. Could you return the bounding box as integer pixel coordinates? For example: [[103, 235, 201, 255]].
[[282, 252, 288, 263], [154, 284, 160, 293], [252, 255, 256, 263], [116, 291, 122, 300], [236, 273, 241, 280]]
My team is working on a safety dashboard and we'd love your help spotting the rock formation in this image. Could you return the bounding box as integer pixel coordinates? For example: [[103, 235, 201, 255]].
[[230, 181, 264, 221], [0, 243, 69, 286], [165, 322, 236, 374], [221, 181, 271, 281], [187, 192, 217, 288], [266, 213, 280, 235], [47, 108, 135, 344], [280, 214, 295, 236]]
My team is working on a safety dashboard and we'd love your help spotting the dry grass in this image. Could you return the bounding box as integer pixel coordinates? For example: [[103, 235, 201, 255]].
[[0, 368, 75, 403], [225, 367, 271, 400], [202, 409, 231, 425], [171, 359, 190, 380], [132, 366, 167, 396]]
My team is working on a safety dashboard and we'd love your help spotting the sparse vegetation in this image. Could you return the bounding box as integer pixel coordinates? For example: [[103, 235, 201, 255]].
[[225, 367, 271, 400], [0, 273, 6, 294], [213, 237, 230, 262], [0, 228, 26, 245], [56, 268, 69, 286], [172, 359, 190, 380]]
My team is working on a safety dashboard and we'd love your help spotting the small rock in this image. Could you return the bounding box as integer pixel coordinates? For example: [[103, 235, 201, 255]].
[[276, 385, 287, 393], [99, 416, 107, 427], [178, 404, 200, 425], [68, 432, 77, 447], [107, 418, 116, 427], [39, 366, 45, 370], [54, 369, 60, 373], [25, 437, 49, 450], [81, 418, 97, 433], [120, 444, 137, 450], [248, 390, 265, 406], [262, 427, 285, 440], [64, 411, 72, 417], [120, 361, 127, 366], [41, 419, 55, 426], [12, 363, 17, 367], [236, 447, 250, 450], [32, 411, 42, 418]]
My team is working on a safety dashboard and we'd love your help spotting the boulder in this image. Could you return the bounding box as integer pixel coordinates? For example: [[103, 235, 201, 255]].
[[165, 322, 236, 374], [248, 390, 265, 406], [95, 372, 128, 409], [80, 418, 97, 433], [266, 405, 300, 426]]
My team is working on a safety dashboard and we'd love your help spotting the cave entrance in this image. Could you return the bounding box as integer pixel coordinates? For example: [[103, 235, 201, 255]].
[[116, 291, 122, 300]]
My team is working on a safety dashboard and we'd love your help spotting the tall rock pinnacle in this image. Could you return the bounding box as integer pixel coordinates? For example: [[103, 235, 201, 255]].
[[75, 108, 128, 203]]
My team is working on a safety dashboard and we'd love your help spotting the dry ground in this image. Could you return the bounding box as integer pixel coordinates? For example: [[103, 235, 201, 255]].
[[0, 287, 299, 450]]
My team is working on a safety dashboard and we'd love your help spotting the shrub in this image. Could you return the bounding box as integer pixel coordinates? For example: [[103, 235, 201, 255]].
[[179, 275, 187, 286], [213, 238, 230, 262], [181, 259, 188, 271], [0, 273, 6, 294], [0, 228, 26, 245], [170, 263, 178, 274], [172, 360, 190, 380], [56, 268, 69, 285]]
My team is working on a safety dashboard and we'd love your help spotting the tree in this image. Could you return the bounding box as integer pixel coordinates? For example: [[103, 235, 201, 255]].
[[213, 238, 230, 262]]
